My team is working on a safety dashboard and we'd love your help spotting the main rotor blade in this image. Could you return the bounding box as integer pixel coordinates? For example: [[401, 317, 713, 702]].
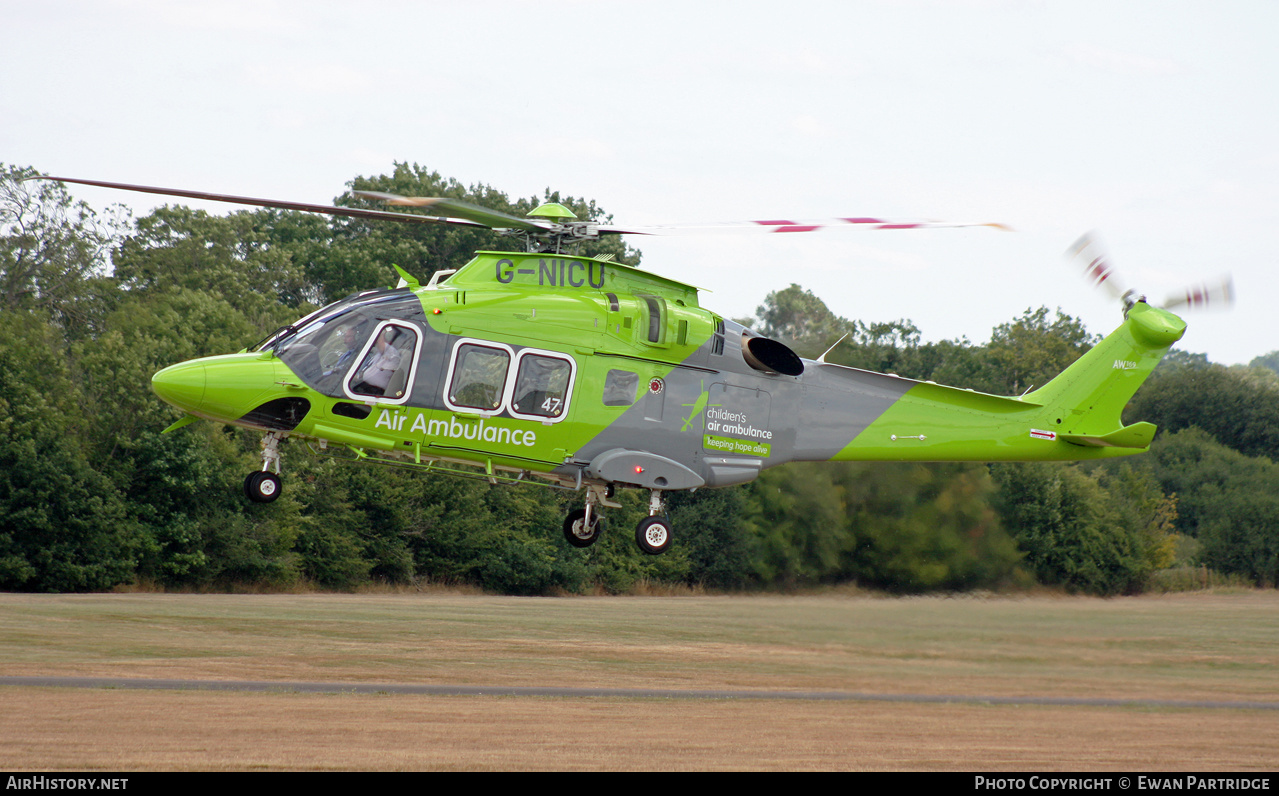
[[353, 191, 554, 233], [24, 176, 490, 229], [598, 218, 1011, 236], [29, 176, 1008, 242]]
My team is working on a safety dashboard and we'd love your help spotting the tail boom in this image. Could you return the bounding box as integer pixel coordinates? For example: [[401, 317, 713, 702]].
[[819, 302, 1183, 463]]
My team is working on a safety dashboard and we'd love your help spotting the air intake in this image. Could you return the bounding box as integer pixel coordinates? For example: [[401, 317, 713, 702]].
[[741, 334, 804, 377]]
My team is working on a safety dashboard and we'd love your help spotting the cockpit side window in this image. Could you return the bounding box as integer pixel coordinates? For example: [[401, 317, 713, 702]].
[[347, 323, 419, 401], [275, 309, 374, 393], [272, 290, 426, 401]]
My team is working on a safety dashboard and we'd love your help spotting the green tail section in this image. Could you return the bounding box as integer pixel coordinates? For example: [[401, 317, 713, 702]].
[[833, 301, 1184, 462], [1059, 422, 1157, 449], [1022, 301, 1185, 447]]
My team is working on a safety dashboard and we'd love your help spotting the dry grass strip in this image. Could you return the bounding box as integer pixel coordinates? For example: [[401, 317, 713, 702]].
[[1, 688, 1276, 771], [2, 591, 1277, 770]]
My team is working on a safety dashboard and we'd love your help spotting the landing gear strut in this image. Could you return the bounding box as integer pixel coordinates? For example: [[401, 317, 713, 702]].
[[562, 485, 673, 554], [563, 484, 609, 548], [244, 432, 286, 504], [635, 490, 672, 555]]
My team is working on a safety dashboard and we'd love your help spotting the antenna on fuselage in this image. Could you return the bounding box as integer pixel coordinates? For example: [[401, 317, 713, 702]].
[[816, 332, 850, 364]]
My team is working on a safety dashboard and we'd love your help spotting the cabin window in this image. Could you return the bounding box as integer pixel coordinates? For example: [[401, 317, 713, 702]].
[[447, 342, 511, 411], [510, 353, 575, 420], [445, 340, 576, 422], [347, 323, 419, 401], [603, 369, 639, 407]]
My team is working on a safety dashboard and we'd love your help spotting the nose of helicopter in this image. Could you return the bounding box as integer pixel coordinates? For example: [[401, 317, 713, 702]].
[[151, 360, 207, 414], [151, 354, 280, 421]]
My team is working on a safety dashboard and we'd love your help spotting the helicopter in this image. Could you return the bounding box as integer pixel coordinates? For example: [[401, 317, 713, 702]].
[[29, 176, 1225, 556]]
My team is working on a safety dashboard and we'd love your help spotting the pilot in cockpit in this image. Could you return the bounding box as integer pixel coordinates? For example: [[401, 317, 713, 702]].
[[350, 327, 403, 396]]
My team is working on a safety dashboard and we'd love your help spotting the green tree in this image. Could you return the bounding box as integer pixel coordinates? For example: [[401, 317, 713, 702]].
[[919, 337, 988, 389], [841, 462, 1021, 592], [666, 486, 757, 589], [991, 462, 1171, 595], [0, 314, 144, 590], [112, 206, 309, 332], [751, 283, 958, 380], [1250, 350, 1279, 376], [979, 307, 1095, 395], [753, 283, 850, 350], [1138, 428, 1279, 585], [0, 164, 125, 335], [1127, 361, 1279, 460], [740, 462, 850, 586]]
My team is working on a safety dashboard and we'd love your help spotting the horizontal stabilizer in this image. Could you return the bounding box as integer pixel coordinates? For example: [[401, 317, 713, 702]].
[[1060, 422, 1156, 449]]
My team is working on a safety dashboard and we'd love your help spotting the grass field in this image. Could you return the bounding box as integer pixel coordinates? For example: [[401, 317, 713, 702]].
[[1, 590, 1277, 770]]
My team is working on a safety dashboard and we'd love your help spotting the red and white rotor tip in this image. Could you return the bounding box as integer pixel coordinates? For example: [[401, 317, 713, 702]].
[[1161, 277, 1234, 311], [1067, 231, 1234, 314], [1067, 232, 1128, 302]]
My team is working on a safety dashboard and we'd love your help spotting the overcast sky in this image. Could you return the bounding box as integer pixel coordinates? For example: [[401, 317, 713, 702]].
[[4, 0, 1276, 365]]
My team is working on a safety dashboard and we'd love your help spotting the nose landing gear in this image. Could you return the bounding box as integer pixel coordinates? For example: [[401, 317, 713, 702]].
[[244, 432, 286, 503], [244, 470, 282, 503]]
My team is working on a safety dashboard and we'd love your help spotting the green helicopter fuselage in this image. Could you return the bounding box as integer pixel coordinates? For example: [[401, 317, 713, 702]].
[[151, 250, 1186, 494]]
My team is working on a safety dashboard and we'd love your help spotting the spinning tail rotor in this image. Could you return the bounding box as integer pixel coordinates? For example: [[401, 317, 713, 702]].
[[1067, 232, 1234, 315]]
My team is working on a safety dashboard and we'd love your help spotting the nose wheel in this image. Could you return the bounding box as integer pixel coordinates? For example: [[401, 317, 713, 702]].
[[244, 471, 282, 503], [244, 432, 286, 503]]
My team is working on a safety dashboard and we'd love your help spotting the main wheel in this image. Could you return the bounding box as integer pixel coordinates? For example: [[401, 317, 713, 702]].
[[563, 509, 604, 548], [244, 471, 282, 503], [635, 516, 673, 555]]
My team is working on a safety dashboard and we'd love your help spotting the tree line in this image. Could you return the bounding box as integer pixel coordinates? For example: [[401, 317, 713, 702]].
[[2, 162, 1276, 595]]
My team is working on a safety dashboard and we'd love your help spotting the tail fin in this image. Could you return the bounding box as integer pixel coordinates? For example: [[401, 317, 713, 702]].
[[1023, 301, 1185, 448]]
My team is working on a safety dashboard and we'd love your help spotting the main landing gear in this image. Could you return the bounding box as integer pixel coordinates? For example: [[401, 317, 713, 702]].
[[563, 484, 608, 548], [563, 507, 604, 548], [244, 432, 285, 504], [634, 490, 672, 555], [562, 486, 672, 555]]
